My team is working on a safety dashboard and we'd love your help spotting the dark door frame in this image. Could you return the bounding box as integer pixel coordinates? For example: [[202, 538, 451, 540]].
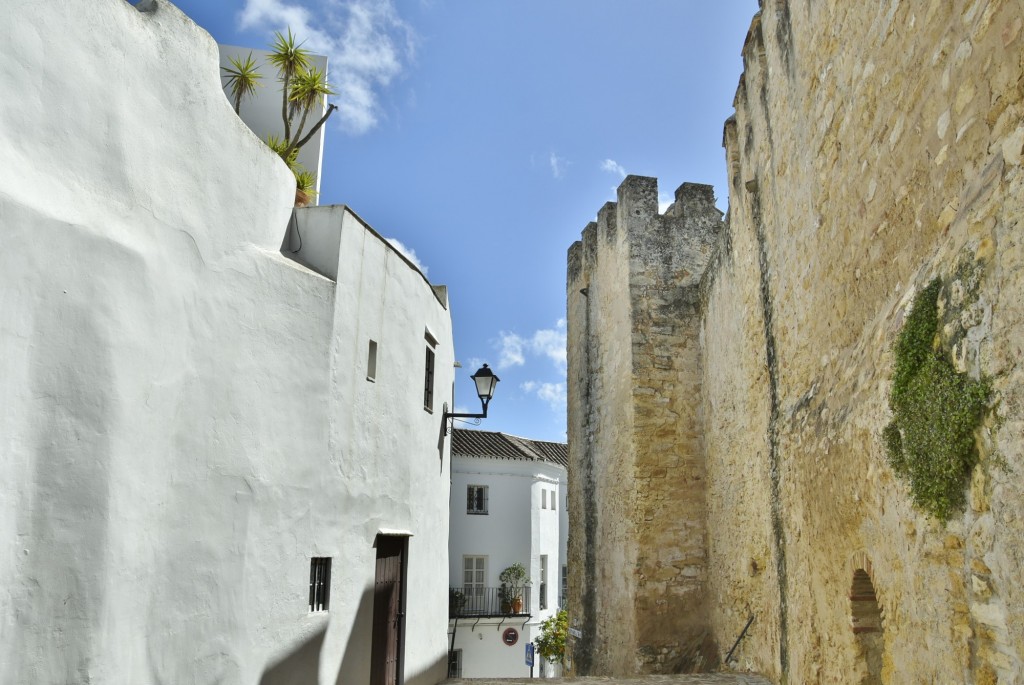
[[371, 533, 409, 685]]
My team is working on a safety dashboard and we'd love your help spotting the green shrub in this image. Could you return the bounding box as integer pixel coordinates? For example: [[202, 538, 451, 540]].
[[534, 610, 568, 665], [885, 278, 990, 521]]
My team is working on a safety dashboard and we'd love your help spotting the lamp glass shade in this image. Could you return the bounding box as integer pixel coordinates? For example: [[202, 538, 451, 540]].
[[470, 364, 500, 401]]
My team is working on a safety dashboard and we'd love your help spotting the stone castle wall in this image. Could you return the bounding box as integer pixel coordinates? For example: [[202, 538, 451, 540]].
[[567, 179, 723, 674], [568, 1, 1024, 682]]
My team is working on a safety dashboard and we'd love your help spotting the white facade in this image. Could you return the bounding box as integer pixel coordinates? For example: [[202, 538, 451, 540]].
[[0, 2, 452, 684], [447, 430, 568, 678], [218, 44, 328, 201]]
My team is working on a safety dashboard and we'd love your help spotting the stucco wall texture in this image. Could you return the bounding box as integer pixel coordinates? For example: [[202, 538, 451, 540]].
[[567, 1, 1024, 683], [0, 2, 453, 684]]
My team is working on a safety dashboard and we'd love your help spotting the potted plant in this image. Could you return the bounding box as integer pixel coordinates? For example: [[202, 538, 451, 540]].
[[499, 562, 531, 614], [294, 169, 318, 207], [449, 588, 466, 615]]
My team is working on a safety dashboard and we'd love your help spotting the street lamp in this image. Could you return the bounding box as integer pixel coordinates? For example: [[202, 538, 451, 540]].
[[443, 364, 500, 434]]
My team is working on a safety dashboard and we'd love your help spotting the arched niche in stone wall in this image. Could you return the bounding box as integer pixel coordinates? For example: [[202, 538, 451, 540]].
[[848, 553, 885, 685]]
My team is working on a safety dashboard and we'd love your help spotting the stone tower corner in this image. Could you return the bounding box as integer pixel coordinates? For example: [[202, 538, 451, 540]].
[[566, 174, 724, 675]]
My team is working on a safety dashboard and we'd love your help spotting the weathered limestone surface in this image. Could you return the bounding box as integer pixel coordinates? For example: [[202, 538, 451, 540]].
[[445, 676, 770, 685], [568, 1, 1024, 683], [567, 179, 723, 675]]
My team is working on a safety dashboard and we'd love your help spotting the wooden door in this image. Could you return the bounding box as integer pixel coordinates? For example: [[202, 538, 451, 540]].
[[371, 536, 406, 685]]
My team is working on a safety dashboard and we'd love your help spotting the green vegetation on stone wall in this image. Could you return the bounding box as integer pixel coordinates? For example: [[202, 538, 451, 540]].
[[884, 278, 990, 522]]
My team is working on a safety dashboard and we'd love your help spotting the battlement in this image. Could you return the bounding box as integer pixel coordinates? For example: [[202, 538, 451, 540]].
[[567, 176, 723, 291]]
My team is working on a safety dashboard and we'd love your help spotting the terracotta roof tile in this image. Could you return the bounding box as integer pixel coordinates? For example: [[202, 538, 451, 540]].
[[451, 428, 568, 468]]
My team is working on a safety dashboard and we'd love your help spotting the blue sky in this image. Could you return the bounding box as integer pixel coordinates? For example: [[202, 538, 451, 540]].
[[174, 0, 756, 442]]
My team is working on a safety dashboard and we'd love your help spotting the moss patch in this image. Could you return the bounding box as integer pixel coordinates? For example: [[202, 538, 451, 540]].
[[885, 278, 990, 522]]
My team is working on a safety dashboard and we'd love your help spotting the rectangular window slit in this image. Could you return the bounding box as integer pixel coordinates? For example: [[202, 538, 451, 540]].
[[540, 555, 548, 610], [424, 345, 435, 412], [367, 340, 377, 381], [309, 557, 332, 612]]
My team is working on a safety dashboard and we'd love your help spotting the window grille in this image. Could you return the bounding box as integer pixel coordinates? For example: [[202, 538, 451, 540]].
[[467, 485, 488, 514], [424, 346, 435, 411], [309, 557, 331, 612], [447, 649, 462, 678]]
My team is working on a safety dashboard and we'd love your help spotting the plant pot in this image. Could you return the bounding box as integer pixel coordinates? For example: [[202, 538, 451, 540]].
[[511, 597, 523, 613], [295, 188, 312, 207]]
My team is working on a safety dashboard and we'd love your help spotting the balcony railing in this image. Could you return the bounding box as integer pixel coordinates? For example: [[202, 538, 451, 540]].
[[449, 586, 532, 618]]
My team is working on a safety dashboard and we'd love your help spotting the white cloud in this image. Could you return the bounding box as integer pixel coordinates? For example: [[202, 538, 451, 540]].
[[496, 321, 566, 416], [495, 320, 566, 372], [535, 382, 567, 411], [497, 332, 526, 368], [520, 379, 565, 412], [600, 158, 626, 177], [239, 0, 412, 134], [549, 152, 568, 179], [530, 320, 567, 370], [386, 237, 428, 275]]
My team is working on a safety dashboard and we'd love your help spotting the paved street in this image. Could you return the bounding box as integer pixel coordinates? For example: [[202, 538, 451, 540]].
[[445, 675, 772, 685]]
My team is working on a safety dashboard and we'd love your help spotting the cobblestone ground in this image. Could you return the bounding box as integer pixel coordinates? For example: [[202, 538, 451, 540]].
[[445, 675, 771, 685]]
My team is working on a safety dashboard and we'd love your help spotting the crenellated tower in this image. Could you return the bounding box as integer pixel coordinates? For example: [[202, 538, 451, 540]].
[[566, 176, 723, 675]]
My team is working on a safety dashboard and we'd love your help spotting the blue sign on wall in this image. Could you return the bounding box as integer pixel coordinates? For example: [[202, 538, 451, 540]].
[[525, 643, 535, 667]]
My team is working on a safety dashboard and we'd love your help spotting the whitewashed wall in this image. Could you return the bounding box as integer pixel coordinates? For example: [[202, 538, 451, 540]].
[[0, 1, 452, 684], [450, 620, 536, 678], [449, 455, 565, 678], [450, 457, 533, 591]]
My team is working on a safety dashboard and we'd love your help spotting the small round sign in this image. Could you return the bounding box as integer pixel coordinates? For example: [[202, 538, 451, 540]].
[[502, 627, 519, 646]]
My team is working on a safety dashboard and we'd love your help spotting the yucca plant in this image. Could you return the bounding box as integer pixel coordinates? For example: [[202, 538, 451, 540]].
[[265, 31, 338, 162], [221, 51, 262, 114], [283, 65, 336, 159], [264, 134, 299, 172], [223, 29, 338, 203], [266, 29, 312, 144]]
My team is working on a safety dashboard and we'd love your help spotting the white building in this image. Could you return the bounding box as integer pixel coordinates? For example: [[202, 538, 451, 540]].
[[0, 1, 453, 684], [447, 429, 569, 678]]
